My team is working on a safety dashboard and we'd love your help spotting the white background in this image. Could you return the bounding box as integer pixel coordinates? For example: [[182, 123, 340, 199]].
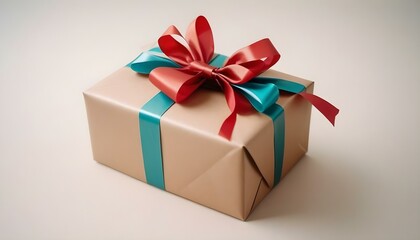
[[1, 0, 419, 239]]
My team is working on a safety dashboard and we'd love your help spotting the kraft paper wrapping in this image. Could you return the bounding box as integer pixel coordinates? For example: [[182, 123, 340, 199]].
[[84, 67, 313, 220]]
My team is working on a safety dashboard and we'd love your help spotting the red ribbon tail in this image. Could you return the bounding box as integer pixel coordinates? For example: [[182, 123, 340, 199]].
[[299, 92, 339, 126], [218, 111, 237, 140]]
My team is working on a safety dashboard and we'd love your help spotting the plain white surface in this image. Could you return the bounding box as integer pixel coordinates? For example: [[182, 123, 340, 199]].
[[1, 0, 419, 239]]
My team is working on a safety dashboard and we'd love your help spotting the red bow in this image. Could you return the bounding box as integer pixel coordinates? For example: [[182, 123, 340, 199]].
[[149, 16, 281, 139]]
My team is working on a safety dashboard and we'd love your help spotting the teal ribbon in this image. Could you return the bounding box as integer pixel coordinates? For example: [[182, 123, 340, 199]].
[[264, 104, 285, 186], [139, 92, 174, 190], [129, 48, 306, 188], [130, 47, 179, 73]]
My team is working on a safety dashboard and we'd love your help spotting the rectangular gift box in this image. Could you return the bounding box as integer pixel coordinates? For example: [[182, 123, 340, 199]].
[[84, 61, 313, 220]]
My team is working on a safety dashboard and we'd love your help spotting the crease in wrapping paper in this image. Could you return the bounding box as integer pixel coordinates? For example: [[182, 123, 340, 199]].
[[179, 147, 240, 194], [176, 147, 245, 217], [84, 65, 313, 220], [243, 148, 264, 217]]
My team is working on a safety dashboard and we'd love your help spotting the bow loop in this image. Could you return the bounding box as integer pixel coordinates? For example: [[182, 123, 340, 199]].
[[186, 15, 214, 63], [233, 82, 280, 112], [163, 25, 182, 36], [158, 34, 193, 66], [225, 38, 280, 74], [150, 67, 203, 102]]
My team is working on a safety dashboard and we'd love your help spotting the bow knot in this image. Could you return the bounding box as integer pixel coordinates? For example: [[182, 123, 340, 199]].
[[188, 61, 218, 78]]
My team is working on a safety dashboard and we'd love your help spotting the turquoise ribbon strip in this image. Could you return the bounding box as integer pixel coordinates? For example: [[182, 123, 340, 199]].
[[130, 47, 304, 188], [264, 104, 285, 186], [252, 77, 305, 94], [139, 92, 175, 190], [130, 47, 179, 73]]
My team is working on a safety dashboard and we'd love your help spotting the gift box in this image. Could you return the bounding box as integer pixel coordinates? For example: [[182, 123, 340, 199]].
[[83, 16, 338, 220]]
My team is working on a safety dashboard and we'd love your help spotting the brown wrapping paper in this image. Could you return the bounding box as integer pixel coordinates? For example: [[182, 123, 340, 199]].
[[84, 66, 313, 220]]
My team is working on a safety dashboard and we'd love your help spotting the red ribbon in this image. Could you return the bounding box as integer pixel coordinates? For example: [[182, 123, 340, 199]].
[[149, 16, 339, 139], [150, 16, 281, 139]]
